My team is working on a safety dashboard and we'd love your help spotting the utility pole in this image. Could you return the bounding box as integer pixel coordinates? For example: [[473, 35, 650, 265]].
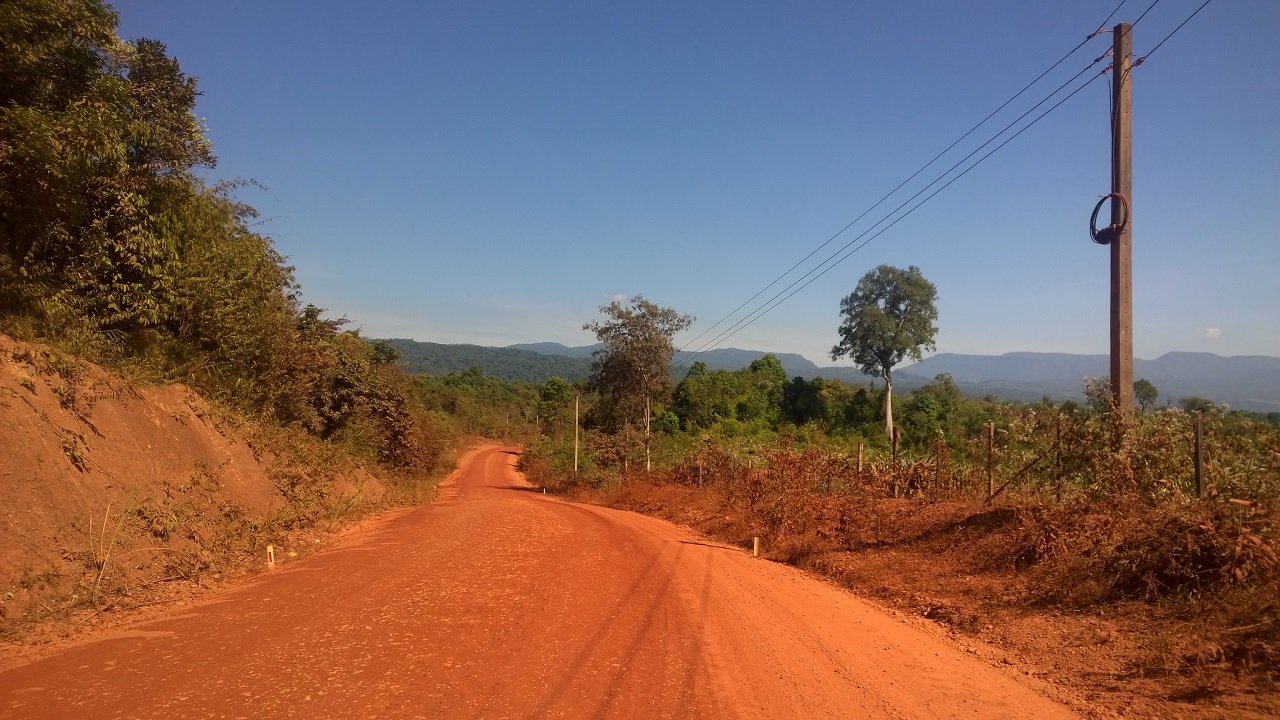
[[1110, 21, 1134, 421], [574, 395, 579, 475]]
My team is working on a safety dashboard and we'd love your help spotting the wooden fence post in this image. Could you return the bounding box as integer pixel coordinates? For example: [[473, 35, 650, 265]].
[[857, 443, 864, 482]]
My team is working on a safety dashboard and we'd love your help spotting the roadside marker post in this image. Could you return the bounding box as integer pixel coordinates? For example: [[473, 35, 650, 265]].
[[753, 537, 760, 558], [266, 545, 275, 569]]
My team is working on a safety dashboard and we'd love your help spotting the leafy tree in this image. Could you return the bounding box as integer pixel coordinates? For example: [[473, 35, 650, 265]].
[[674, 362, 740, 430], [782, 376, 823, 426], [0, 1, 217, 345], [123, 38, 214, 180], [1082, 376, 1111, 414], [584, 296, 692, 469], [1179, 396, 1218, 415], [898, 373, 989, 450], [1133, 378, 1158, 413], [741, 354, 787, 425], [830, 265, 938, 440], [537, 376, 576, 435], [651, 408, 680, 434], [840, 384, 883, 433], [671, 355, 789, 432]]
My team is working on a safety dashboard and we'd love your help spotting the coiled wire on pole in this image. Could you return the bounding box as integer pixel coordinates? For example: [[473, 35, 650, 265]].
[[1089, 192, 1129, 245]]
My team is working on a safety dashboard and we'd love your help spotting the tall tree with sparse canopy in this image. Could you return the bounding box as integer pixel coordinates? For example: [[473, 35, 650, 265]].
[[831, 265, 938, 441], [584, 296, 692, 469]]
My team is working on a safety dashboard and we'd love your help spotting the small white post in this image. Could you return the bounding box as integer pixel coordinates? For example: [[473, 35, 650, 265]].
[[266, 545, 276, 569], [753, 537, 760, 558]]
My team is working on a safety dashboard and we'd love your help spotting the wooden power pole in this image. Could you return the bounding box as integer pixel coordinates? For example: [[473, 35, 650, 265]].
[[1110, 22, 1134, 421]]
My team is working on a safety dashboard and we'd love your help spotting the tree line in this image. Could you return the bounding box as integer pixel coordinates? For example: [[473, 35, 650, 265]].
[[530, 271, 1277, 479], [567, 269, 944, 452]]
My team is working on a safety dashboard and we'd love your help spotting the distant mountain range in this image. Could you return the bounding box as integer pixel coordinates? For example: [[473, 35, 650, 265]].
[[388, 339, 1280, 413], [509, 342, 867, 379], [386, 339, 593, 383], [906, 352, 1280, 412]]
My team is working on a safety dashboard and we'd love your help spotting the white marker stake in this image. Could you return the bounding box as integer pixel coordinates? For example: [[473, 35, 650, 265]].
[[753, 537, 760, 558], [267, 545, 276, 569]]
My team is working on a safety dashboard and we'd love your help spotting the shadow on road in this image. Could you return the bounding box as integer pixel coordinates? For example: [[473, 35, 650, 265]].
[[675, 539, 739, 552], [491, 484, 549, 493]]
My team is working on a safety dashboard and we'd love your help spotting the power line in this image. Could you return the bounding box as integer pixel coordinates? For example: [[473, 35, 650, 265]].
[[1099, 0, 1131, 30], [1135, 0, 1215, 66], [1132, 0, 1163, 28], [675, 52, 1110, 369], [676, 70, 1110, 369], [672, 1, 1130, 362]]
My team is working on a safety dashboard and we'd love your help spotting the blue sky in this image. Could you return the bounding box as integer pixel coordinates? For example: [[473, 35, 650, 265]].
[[112, 1, 1279, 365]]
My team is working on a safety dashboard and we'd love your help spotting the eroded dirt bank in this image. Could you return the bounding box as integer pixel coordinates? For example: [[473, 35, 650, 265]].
[[0, 336, 410, 642]]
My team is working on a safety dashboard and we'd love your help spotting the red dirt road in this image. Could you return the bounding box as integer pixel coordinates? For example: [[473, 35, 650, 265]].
[[0, 446, 1081, 719]]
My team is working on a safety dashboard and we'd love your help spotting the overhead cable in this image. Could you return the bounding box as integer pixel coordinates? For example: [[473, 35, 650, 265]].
[[675, 54, 1110, 369], [1135, 0, 1216, 66], [675, 70, 1110, 368], [1132, 0, 1163, 28], [671, 0, 1130, 363]]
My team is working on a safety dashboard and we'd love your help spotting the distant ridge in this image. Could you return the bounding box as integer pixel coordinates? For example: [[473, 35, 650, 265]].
[[387, 339, 1280, 412], [904, 352, 1280, 412], [512, 343, 882, 384], [506, 342, 599, 359], [385, 339, 592, 383]]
